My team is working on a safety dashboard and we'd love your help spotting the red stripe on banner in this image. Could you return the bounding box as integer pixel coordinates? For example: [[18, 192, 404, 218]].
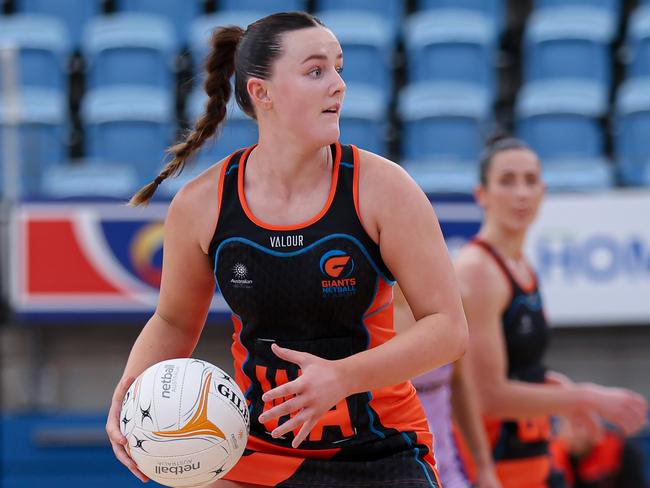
[[27, 220, 121, 293]]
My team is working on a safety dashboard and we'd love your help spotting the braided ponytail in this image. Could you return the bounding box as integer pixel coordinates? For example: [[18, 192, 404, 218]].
[[129, 26, 244, 206]]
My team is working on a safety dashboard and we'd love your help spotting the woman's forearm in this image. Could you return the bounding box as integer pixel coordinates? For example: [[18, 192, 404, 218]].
[[119, 313, 203, 382], [340, 311, 467, 395], [479, 379, 590, 419]]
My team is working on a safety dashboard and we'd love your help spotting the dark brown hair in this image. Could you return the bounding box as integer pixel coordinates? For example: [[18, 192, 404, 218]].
[[478, 130, 531, 186], [129, 11, 324, 206]]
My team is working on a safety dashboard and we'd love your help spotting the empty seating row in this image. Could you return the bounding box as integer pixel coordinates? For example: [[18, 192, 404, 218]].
[[6, 4, 650, 104], [398, 77, 650, 192], [0, 9, 503, 97], [4, 75, 650, 197]]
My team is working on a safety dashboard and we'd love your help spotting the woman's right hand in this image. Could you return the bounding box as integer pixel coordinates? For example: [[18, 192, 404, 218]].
[[581, 383, 648, 436], [106, 375, 150, 482]]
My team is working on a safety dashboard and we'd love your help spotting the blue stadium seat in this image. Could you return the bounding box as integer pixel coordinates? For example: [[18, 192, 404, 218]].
[[402, 159, 478, 193], [398, 82, 490, 162], [41, 161, 138, 198], [81, 86, 175, 185], [316, 11, 393, 99], [524, 6, 616, 86], [339, 84, 388, 157], [16, 0, 100, 49], [626, 6, 650, 79], [417, 0, 504, 34], [541, 157, 613, 191], [187, 89, 258, 165], [615, 78, 650, 186], [398, 82, 487, 193], [403, 10, 497, 98], [117, 0, 200, 45], [516, 80, 607, 160], [189, 11, 262, 85], [219, 0, 308, 14], [0, 89, 67, 197], [0, 15, 70, 92], [534, 0, 621, 20], [83, 14, 177, 90], [314, 0, 404, 38]]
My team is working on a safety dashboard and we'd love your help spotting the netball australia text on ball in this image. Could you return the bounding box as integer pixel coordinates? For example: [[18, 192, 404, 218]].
[[161, 363, 177, 399]]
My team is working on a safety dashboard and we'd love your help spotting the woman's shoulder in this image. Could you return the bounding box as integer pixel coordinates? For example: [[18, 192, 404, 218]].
[[355, 148, 407, 179], [166, 159, 228, 253], [355, 148, 425, 203], [455, 242, 510, 305]]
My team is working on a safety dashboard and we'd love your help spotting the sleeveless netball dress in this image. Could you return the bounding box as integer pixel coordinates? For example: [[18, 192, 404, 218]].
[[469, 237, 552, 488], [208, 143, 441, 488], [412, 365, 472, 488]]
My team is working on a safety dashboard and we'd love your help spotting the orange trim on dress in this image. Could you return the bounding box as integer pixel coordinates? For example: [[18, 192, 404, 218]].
[[494, 456, 551, 488], [237, 143, 342, 231], [216, 150, 240, 229], [223, 448, 305, 486], [351, 144, 362, 221]]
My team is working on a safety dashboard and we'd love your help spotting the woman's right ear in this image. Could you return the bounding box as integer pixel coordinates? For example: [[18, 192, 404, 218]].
[[247, 77, 272, 111], [474, 184, 487, 210]]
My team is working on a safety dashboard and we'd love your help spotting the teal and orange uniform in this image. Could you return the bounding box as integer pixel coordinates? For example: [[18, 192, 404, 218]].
[[208, 143, 441, 488]]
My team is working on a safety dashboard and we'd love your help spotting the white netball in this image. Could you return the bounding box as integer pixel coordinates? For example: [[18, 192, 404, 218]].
[[119, 358, 250, 487]]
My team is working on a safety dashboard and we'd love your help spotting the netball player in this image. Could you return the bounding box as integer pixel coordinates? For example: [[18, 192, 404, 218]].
[[105, 12, 468, 488], [456, 133, 648, 488], [395, 285, 502, 488]]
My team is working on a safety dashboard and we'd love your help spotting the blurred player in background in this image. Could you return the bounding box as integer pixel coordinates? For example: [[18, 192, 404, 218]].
[[454, 132, 648, 488], [395, 284, 502, 488], [550, 416, 648, 488], [105, 11, 468, 488]]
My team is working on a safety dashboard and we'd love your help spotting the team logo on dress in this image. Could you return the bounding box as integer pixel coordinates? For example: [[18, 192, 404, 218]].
[[519, 314, 534, 335], [320, 250, 354, 278], [320, 250, 356, 297], [230, 262, 253, 289]]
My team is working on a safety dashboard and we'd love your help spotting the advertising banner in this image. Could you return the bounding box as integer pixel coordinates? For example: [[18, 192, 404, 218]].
[[525, 191, 650, 326], [10, 202, 228, 321], [10, 192, 650, 326]]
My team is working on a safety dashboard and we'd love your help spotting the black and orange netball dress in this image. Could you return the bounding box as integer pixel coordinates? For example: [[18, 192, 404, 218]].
[[208, 143, 440, 488], [469, 237, 552, 488]]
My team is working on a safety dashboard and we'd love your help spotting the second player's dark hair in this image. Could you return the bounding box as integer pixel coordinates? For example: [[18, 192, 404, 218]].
[[479, 131, 531, 185]]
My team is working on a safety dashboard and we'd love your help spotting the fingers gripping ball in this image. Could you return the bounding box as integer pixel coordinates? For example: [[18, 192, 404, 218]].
[[120, 358, 250, 487]]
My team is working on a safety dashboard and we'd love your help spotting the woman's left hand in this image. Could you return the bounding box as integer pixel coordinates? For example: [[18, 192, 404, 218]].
[[258, 343, 352, 448]]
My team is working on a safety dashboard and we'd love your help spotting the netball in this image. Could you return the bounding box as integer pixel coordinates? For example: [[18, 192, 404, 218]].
[[119, 358, 249, 487]]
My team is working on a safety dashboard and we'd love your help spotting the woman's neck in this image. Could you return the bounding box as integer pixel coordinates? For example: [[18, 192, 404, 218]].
[[246, 141, 332, 197], [477, 224, 527, 261]]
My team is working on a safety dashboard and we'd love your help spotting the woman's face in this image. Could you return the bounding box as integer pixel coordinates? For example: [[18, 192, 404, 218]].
[[253, 26, 346, 147], [476, 148, 545, 233]]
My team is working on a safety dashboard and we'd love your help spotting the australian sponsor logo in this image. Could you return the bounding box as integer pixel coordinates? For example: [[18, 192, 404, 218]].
[[160, 364, 177, 399], [270, 234, 304, 248], [230, 263, 253, 289], [217, 383, 250, 427], [319, 250, 357, 297], [155, 460, 201, 475]]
